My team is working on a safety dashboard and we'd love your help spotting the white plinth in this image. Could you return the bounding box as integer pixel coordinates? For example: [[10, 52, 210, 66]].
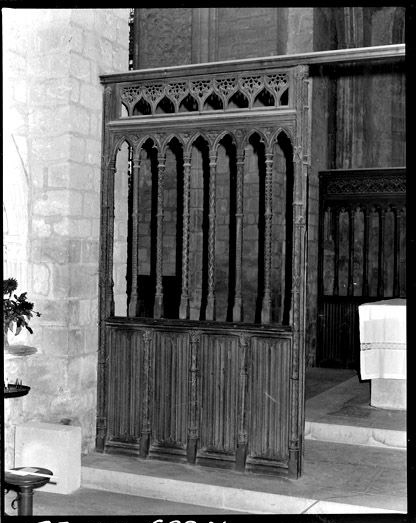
[[14, 421, 81, 494], [371, 378, 406, 410]]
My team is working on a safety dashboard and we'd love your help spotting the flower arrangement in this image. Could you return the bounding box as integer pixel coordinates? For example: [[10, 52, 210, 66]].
[[3, 278, 40, 345]]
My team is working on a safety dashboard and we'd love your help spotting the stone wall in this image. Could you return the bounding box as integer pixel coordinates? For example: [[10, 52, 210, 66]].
[[3, 8, 130, 465], [134, 8, 316, 68]]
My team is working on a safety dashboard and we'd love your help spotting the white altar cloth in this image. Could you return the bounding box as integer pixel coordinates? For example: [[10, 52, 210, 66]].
[[359, 298, 406, 381]]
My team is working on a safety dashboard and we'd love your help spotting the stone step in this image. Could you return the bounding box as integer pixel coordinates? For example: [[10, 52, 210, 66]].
[[81, 442, 406, 514], [305, 420, 406, 449], [305, 373, 406, 449]]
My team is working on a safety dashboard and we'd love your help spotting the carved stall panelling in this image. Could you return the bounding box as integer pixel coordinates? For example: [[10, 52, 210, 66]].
[[197, 333, 240, 468], [105, 326, 143, 455], [149, 330, 190, 461], [246, 335, 291, 474], [317, 168, 406, 368], [103, 320, 293, 475]]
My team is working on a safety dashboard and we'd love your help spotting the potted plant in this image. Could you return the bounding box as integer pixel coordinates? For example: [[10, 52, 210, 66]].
[[3, 278, 40, 356]]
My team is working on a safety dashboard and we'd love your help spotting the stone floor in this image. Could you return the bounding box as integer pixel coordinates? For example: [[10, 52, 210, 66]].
[[3, 368, 408, 516], [305, 368, 406, 431], [4, 488, 241, 516]]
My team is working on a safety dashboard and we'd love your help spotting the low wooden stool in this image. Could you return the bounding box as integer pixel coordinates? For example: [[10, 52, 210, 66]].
[[4, 467, 53, 515]]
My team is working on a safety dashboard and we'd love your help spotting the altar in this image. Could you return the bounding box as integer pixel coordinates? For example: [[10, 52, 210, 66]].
[[359, 299, 406, 410]]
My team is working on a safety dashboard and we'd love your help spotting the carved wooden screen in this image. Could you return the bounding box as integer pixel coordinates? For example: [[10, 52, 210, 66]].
[[317, 168, 406, 368], [97, 60, 310, 478]]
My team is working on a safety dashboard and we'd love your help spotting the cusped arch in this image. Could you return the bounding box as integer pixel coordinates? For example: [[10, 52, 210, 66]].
[[271, 127, 294, 147], [253, 87, 275, 108], [228, 90, 249, 109], [242, 128, 268, 150], [155, 96, 175, 114], [111, 135, 136, 164], [203, 92, 224, 111], [133, 98, 152, 116], [184, 131, 212, 156], [135, 134, 162, 157], [212, 130, 238, 153], [179, 93, 199, 112], [161, 133, 185, 155]]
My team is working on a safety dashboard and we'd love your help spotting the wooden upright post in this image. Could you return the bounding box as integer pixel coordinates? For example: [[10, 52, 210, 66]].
[[179, 154, 192, 319], [233, 149, 245, 322], [205, 150, 217, 320], [128, 151, 141, 316], [261, 150, 273, 324], [154, 153, 166, 318]]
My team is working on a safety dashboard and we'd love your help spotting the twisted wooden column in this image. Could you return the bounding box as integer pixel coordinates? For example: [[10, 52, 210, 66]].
[[261, 149, 274, 324], [233, 151, 245, 322], [128, 152, 141, 317], [205, 150, 217, 321], [179, 154, 192, 319], [153, 153, 166, 318]]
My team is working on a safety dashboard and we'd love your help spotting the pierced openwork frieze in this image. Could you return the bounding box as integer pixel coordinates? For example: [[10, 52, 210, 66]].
[[323, 173, 406, 196], [120, 70, 290, 116]]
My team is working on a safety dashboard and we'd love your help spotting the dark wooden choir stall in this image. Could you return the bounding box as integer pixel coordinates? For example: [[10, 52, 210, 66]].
[[96, 57, 310, 478], [317, 168, 406, 369]]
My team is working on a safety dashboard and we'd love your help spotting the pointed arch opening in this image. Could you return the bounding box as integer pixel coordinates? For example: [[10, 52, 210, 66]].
[[133, 98, 152, 116], [203, 92, 224, 111], [188, 135, 210, 320], [131, 137, 159, 317], [253, 88, 275, 108], [228, 90, 249, 109], [215, 134, 237, 322], [273, 131, 294, 325], [179, 94, 199, 112], [156, 96, 175, 114], [113, 140, 132, 316], [162, 137, 184, 319], [241, 132, 265, 323]]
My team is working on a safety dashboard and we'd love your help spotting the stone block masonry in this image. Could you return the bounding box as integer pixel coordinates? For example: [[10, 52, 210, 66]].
[[15, 422, 82, 494], [3, 9, 130, 463]]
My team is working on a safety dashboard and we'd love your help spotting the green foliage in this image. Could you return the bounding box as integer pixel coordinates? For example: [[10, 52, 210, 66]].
[[3, 278, 41, 337]]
